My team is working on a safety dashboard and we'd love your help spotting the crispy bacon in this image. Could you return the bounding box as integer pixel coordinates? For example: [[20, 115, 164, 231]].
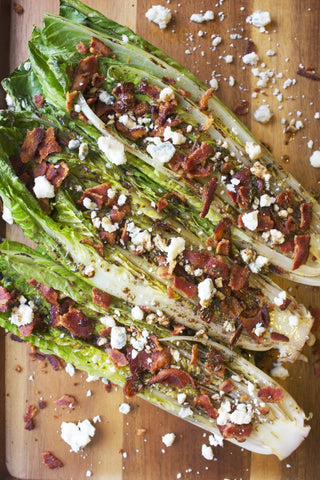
[[123, 376, 143, 397], [76, 41, 88, 54], [20, 128, 44, 163], [66, 90, 78, 112], [71, 55, 98, 91], [116, 120, 147, 140], [80, 238, 104, 257], [184, 251, 230, 279], [139, 79, 161, 100], [185, 142, 212, 173], [195, 394, 218, 419], [37, 127, 62, 162], [278, 239, 295, 253], [78, 182, 111, 210], [18, 320, 36, 338], [236, 186, 252, 209], [198, 87, 214, 111], [113, 82, 135, 113], [24, 405, 38, 430], [0, 287, 11, 312], [177, 87, 191, 98], [42, 452, 63, 469], [292, 234, 310, 270], [173, 275, 197, 298], [300, 202, 313, 230], [190, 344, 198, 365], [55, 394, 77, 407], [46, 354, 62, 371], [257, 212, 274, 231], [200, 176, 218, 218], [100, 230, 117, 245], [92, 72, 106, 88], [219, 422, 253, 441], [89, 36, 111, 56], [92, 287, 112, 309], [270, 332, 289, 342], [258, 387, 284, 403], [46, 161, 69, 188], [239, 316, 263, 343], [34, 94, 44, 109], [229, 264, 250, 291], [148, 368, 196, 388], [213, 217, 232, 246], [219, 379, 235, 393], [108, 348, 128, 367], [275, 190, 294, 207], [233, 100, 249, 116], [38, 284, 59, 306], [59, 307, 94, 338], [297, 65, 320, 81]]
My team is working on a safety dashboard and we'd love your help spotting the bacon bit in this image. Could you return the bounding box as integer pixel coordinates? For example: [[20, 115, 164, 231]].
[[244, 39, 256, 55], [297, 65, 320, 81], [229, 264, 250, 291], [136, 428, 147, 436], [46, 354, 62, 371], [42, 452, 63, 469], [59, 307, 94, 339], [29, 351, 46, 362], [89, 36, 112, 56], [124, 377, 143, 397], [92, 72, 106, 88], [38, 284, 59, 306], [278, 239, 295, 254], [46, 161, 69, 188], [108, 348, 129, 368], [198, 87, 214, 111], [162, 76, 176, 85], [195, 394, 218, 419], [71, 55, 98, 91], [135, 101, 150, 117], [113, 82, 135, 113], [92, 287, 112, 309], [275, 190, 294, 207], [37, 127, 62, 162], [270, 332, 289, 342], [236, 186, 251, 209], [190, 344, 198, 365], [257, 212, 274, 231], [167, 285, 175, 298], [139, 79, 161, 100], [173, 275, 197, 299], [213, 217, 232, 247], [219, 423, 253, 441], [177, 86, 191, 98], [185, 142, 212, 173], [76, 41, 88, 53], [239, 316, 263, 343], [116, 120, 147, 141], [0, 287, 11, 312], [219, 379, 235, 393], [24, 405, 38, 430], [258, 387, 284, 403], [205, 348, 226, 378], [20, 128, 44, 163], [200, 177, 218, 218], [234, 167, 251, 186], [200, 113, 214, 132], [216, 239, 230, 256], [292, 234, 310, 270], [55, 394, 77, 407], [80, 238, 104, 257], [78, 182, 111, 210], [172, 324, 185, 335], [100, 230, 117, 246], [66, 90, 78, 112], [34, 94, 44, 109], [157, 197, 169, 213], [300, 202, 313, 230], [233, 100, 249, 116], [18, 320, 36, 338], [148, 368, 196, 389]]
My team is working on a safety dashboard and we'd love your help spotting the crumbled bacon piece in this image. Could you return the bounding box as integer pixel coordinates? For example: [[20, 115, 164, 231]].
[[113, 82, 136, 113], [195, 394, 218, 419], [46, 162, 69, 188], [100, 230, 117, 245], [116, 120, 147, 140], [257, 212, 274, 231], [190, 344, 198, 365], [300, 202, 313, 230], [157, 197, 169, 213], [89, 36, 112, 56], [177, 87, 191, 98], [229, 264, 250, 291], [76, 41, 88, 53], [198, 87, 214, 111], [172, 324, 185, 335], [18, 320, 36, 338], [216, 239, 230, 256], [71, 55, 98, 91], [219, 379, 234, 393], [59, 307, 94, 339], [236, 186, 251, 209], [46, 354, 62, 371], [275, 190, 294, 207], [0, 287, 11, 312], [297, 65, 320, 81], [20, 128, 44, 163], [108, 348, 128, 367], [200, 176, 218, 218], [292, 234, 310, 270], [80, 238, 104, 257], [124, 376, 143, 397], [78, 182, 111, 210], [42, 452, 63, 469], [148, 368, 196, 389], [55, 394, 77, 407], [213, 218, 232, 247], [66, 90, 78, 112], [34, 94, 44, 109], [92, 287, 112, 309], [239, 316, 263, 343], [37, 127, 62, 162], [270, 332, 289, 342], [24, 405, 38, 430], [139, 79, 161, 100], [219, 422, 253, 441], [38, 284, 59, 306], [173, 275, 197, 299], [278, 239, 295, 254], [258, 387, 284, 403], [185, 142, 212, 173], [233, 100, 249, 116]]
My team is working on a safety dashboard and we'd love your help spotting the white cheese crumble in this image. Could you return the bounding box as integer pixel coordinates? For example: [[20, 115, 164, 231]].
[[162, 432, 176, 447], [177, 393, 187, 404], [117, 193, 127, 206], [270, 362, 289, 379], [159, 87, 175, 102], [166, 237, 185, 262], [246, 10, 271, 28], [65, 362, 75, 377], [79, 142, 89, 161], [217, 399, 253, 426], [260, 194, 275, 207], [68, 139, 80, 150], [269, 229, 285, 245], [98, 91, 114, 105], [209, 77, 219, 90], [2, 204, 13, 225], [110, 326, 127, 349], [252, 322, 266, 337], [9, 296, 34, 327], [131, 306, 144, 321], [100, 315, 116, 328], [274, 290, 287, 307], [201, 444, 214, 460], [146, 140, 176, 164], [190, 11, 214, 23], [98, 134, 126, 165], [241, 211, 259, 231], [245, 141, 262, 160], [119, 402, 131, 414], [242, 52, 259, 66], [249, 255, 269, 273], [130, 329, 149, 352], [61, 419, 96, 453], [223, 55, 234, 64], [198, 278, 216, 307], [179, 407, 193, 418], [212, 36, 222, 47], [33, 176, 55, 199], [309, 150, 320, 168], [209, 432, 224, 447], [163, 126, 186, 145], [145, 5, 172, 29], [254, 105, 273, 124]]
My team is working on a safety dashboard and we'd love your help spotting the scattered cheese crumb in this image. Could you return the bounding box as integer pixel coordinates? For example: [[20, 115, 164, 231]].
[[33, 176, 55, 199], [245, 142, 262, 160], [246, 10, 271, 28], [131, 306, 144, 321], [198, 278, 216, 307], [190, 11, 214, 23], [61, 419, 95, 453], [145, 5, 172, 29], [119, 402, 131, 415], [254, 105, 273, 124], [110, 326, 127, 349], [167, 237, 185, 262], [309, 150, 320, 168], [241, 211, 259, 231], [201, 444, 214, 460], [162, 432, 176, 447], [242, 52, 259, 66], [223, 55, 233, 64], [270, 362, 289, 379], [65, 363, 75, 377]]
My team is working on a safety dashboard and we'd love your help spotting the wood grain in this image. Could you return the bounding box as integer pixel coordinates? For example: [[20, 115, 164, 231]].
[[1, 1, 320, 479]]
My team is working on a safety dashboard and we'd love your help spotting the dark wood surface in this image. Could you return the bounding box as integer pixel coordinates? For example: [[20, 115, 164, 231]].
[[1, 1, 320, 479]]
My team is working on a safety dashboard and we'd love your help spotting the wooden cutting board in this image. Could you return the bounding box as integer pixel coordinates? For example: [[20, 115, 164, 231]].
[[1, 0, 320, 479]]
